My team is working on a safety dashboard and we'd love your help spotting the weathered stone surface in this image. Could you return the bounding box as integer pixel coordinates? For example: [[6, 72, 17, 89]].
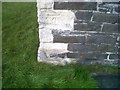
[[80, 53, 107, 60], [68, 43, 118, 53], [86, 34, 117, 45], [98, 44, 118, 53], [110, 54, 119, 59], [75, 11, 93, 21], [102, 23, 118, 33], [38, 51, 48, 60], [38, 10, 75, 30], [98, 2, 120, 14], [39, 29, 53, 43], [96, 54, 108, 60], [53, 35, 85, 43], [37, 0, 54, 9], [74, 22, 101, 31], [68, 44, 97, 52], [54, 2, 97, 10], [39, 43, 68, 54], [92, 12, 119, 23], [37, 1, 120, 66]]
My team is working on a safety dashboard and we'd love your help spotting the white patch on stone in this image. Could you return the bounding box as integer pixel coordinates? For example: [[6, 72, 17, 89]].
[[38, 10, 75, 30], [39, 43, 68, 53], [37, 0, 54, 9], [39, 29, 53, 43]]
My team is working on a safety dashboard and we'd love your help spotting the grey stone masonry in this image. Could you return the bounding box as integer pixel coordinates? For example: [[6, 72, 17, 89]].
[[54, 2, 97, 10], [37, 0, 120, 66], [92, 12, 119, 23]]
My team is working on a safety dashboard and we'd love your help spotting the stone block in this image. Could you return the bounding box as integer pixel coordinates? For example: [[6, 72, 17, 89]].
[[39, 43, 68, 54], [86, 34, 117, 45], [97, 44, 118, 53], [53, 35, 85, 43], [38, 10, 75, 30], [80, 53, 107, 60], [54, 2, 97, 10], [96, 54, 108, 60], [75, 11, 93, 21], [67, 44, 97, 52], [107, 46, 118, 53], [39, 29, 53, 43], [92, 12, 119, 23], [74, 22, 101, 31], [110, 54, 120, 59], [98, 2, 120, 14], [102, 23, 118, 33], [38, 51, 48, 59], [37, 0, 54, 9]]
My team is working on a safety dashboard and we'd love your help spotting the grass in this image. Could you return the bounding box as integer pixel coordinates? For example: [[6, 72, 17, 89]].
[[2, 2, 118, 88]]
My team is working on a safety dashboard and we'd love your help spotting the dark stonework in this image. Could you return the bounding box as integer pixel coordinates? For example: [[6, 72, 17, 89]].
[[50, 53, 65, 58], [110, 54, 120, 59], [79, 53, 108, 61], [98, 2, 120, 13], [53, 35, 85, 43], [68, 43, 118, 53], [74, 22, 101, 31], [54, 2, 97, 10], [92, 12, 119, 23], [86, 35, 117, 45], [75, 11, 93, 21], [102, 24, 118, 33], [39, 2, 120, 66], [67, 44, 97, 52], [98, 45, 118, 53]]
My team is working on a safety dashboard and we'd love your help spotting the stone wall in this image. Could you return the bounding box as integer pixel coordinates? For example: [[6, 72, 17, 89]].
[[37, 0, 120, 66]]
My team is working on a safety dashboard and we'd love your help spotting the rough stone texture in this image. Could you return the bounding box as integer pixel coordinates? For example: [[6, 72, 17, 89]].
[[92, 12, 119, 23], [38, 10, 75, 30], [53, 35, 85, 43], [102, 23, 118, 33], [75, 11, 93, 21], [54, 2, 97, 10], [37, 1, 120, 66], [110, 54, 119, 59], [86, 34, 117, 45], [97, 2, 120, 14], [67, 44, 97, 52], [74, 22, 101, 31]]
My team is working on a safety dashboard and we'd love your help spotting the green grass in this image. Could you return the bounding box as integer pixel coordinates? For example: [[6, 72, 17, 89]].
[[2, 2, 118, 88]]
